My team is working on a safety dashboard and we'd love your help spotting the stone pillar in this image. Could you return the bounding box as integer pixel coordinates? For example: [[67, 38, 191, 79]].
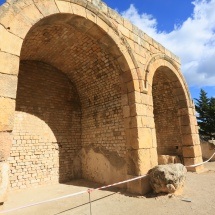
[[0, 51, 18, 203], [181, 103, 204, 172], [124, 91, 158, 194]]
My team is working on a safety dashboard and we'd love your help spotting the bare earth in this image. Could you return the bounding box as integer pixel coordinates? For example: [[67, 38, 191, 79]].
[[1, 162, 215, 215]]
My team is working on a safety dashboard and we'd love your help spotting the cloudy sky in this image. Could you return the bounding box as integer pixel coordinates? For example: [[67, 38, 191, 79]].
[[104, 0, 215, 99], [0, 0, 214, 99]]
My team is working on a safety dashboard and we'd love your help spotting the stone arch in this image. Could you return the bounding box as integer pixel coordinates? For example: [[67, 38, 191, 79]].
[[145, 55, 202, 169], [0, 0, 144, 200], [0, 0, 204, 203]]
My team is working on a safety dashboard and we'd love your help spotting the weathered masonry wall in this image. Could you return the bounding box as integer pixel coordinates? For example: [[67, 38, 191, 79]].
[[153, 69, 183, 157], [10, 61, 82, 189], [0, 0, 203, 202]]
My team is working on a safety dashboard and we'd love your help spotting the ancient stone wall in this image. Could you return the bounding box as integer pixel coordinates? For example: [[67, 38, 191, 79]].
[[153, 69, 183, 156], [9, 61, 82, 189], [0, 0, 203, 202]]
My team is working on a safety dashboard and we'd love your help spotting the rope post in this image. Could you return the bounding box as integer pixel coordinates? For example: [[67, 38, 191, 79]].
[[88, 189, 92, 215]]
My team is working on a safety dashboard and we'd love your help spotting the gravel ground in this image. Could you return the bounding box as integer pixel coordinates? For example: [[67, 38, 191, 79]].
[[1, 162, 215, 215]]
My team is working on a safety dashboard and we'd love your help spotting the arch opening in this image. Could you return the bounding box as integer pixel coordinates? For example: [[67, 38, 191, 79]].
[[152, 66, 188, 164], [9, 14, 131, 190]]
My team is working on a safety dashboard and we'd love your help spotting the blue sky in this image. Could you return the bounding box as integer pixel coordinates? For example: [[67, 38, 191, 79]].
[[0, 0, 214, 99], [104, 0, 194, 32]]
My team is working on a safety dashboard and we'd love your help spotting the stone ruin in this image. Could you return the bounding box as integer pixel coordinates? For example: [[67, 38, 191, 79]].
[[0, 0, 203, 204]]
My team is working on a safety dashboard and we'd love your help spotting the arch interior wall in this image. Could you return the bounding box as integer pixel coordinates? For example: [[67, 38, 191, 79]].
[[9, 16, 128, 190]]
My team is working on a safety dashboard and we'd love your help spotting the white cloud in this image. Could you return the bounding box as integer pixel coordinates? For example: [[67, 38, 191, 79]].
[[121, 1, 215, 87]]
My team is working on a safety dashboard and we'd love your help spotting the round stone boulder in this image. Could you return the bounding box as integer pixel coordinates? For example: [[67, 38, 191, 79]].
[[148, 163, 187, 194]]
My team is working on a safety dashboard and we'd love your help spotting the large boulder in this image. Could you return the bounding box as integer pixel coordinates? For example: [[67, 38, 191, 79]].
[[148, 163, 187, 194]]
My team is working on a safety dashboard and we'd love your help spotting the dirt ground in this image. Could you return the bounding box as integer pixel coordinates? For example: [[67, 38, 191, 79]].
[[1, 162, 215, 215]]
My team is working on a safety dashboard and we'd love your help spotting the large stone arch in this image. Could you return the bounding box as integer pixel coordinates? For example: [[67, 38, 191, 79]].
[[0, 0, 146, 202], [145, 55, 203, 170], [0, 0, 203, 204]]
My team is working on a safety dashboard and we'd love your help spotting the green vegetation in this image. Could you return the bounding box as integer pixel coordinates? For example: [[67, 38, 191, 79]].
[[195, 89, 215, 139]]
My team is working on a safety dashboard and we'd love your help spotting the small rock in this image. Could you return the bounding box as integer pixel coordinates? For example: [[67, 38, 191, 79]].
[[148, 163, 187, 194], [181, 198, 192, 202]]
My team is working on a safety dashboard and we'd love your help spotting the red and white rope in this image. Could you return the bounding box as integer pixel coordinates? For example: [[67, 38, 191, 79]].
[[1, 151, 215, 214], [0, 175, 148, 214], [185, 151, 215, 168]]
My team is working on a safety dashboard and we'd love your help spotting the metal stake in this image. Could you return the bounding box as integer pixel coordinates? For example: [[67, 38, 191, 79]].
[[88, 190, 92, 215]]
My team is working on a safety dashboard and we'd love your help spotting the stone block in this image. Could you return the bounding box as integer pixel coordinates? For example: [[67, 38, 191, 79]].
[[0, 73, 18, 99], [137, 149, 152, 174], [126, 128, 153, 149], [186, 164, 204, 173], [70, 0, 88, 7], [13, 1, 43, 25], [0, 97, 15, 131], [151, 128, 157, 148], [150, 147, 158, 167], [179, 108, 194, 116], [69, 15, 95, 33], [126, 148, 152, 175], [0, 3, 33, 38], [139, 128, 153, 149], [121, 70, 133, 83], [118, 24, 130, 38], [127, 174, 151, 195], [108, 8, 123, 25], [130, 103, 148, 117], [99, 33, 116, 50], [33, 0, 59, 17], [71, 3, 87, 18], [87, 24, 106, 40], [86, 9, 97, 23], [122, 105, 130, 118], [140, 116, 155, 128], [182, 145, 202, 158], [55, 0, 74, 13], [107, 28, 124, 58], [121, 94, 128, 106], [98, 1, 108, 14], [0, 132, 12, 161], [0, 25, 23, 56], [117, 50, 135, 72], [0, 162, 9, 203], [125, 115, 155, 130], [123, 18, 133, 31], [5, 10, 32, 39], [0, 52, 19, 75], [127, 80, 140, 93], [182, 134, 200, 146], [184, 156, 203, 167], [181, 125, 197, 135]]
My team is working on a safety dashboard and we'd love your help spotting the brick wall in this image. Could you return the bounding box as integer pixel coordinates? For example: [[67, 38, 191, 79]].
[[9, 61, 82, 189], [152, 69, 183, 156], [9, 51, 126, 189]]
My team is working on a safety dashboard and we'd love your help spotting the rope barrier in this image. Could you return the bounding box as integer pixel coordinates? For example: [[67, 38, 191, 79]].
[[87, 175, 147, 193], [1, 151, 215, 214], [0, 175, 148, 214], [185, 151, 215, 168], [0, 190, 87, 214]]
